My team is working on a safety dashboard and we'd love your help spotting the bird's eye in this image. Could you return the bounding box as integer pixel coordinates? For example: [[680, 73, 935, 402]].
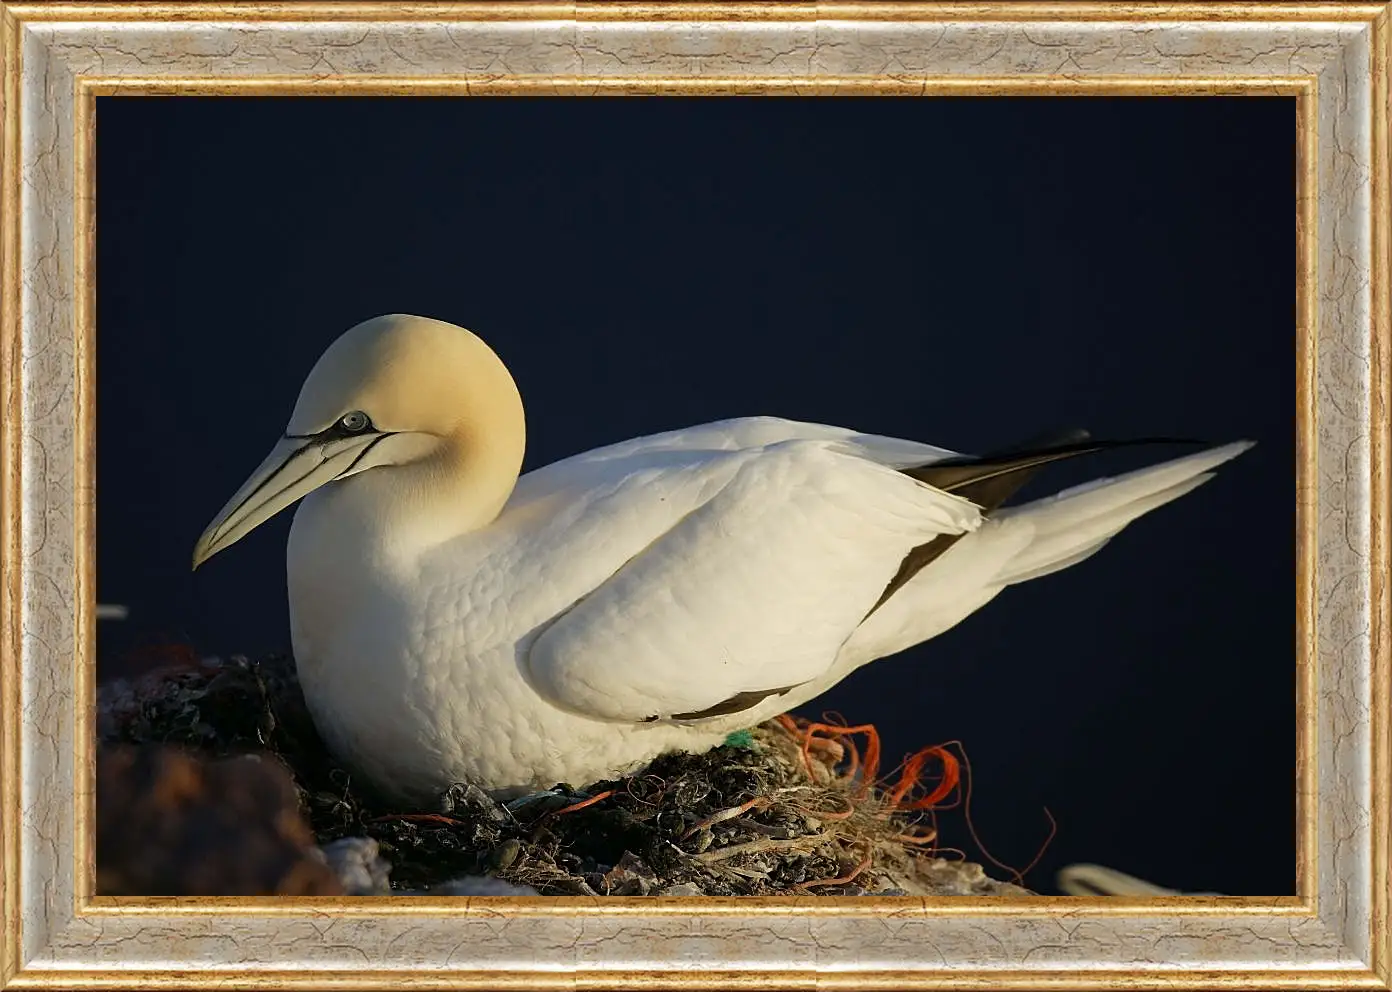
[[338, 410, 371, 433]]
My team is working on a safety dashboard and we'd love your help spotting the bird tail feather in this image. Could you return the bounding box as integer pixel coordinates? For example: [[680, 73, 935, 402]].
[[988, 440, 1251, 587]]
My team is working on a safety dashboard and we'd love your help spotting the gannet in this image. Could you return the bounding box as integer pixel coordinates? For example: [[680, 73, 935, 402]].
[[193, 314, 1252, 805]]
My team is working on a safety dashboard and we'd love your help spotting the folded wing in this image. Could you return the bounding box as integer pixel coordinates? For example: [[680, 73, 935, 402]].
[[523, 438, 981, 723]]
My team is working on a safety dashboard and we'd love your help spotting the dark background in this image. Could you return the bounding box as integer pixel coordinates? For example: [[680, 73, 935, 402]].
[[96, 96, 1294, 896]]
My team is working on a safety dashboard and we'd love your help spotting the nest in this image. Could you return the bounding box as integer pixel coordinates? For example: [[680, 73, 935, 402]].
[[98, 651, 1033, 897]]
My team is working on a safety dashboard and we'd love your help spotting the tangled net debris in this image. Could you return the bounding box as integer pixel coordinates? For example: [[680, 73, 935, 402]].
[[98, 649, 1038, 896]]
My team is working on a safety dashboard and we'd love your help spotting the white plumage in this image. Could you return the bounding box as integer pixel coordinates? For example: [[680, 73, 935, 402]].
[[194, 314, 1251, 804]]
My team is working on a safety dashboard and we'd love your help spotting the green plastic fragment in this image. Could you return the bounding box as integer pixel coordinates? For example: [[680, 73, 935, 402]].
[[722, 729, 756, 750]]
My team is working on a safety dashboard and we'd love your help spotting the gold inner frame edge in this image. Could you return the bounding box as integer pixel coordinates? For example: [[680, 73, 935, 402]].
[[65, 73, 1321, 920]]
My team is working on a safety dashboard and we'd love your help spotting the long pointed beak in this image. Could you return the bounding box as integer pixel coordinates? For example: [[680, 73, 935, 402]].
[[192, 434, 377, 570]]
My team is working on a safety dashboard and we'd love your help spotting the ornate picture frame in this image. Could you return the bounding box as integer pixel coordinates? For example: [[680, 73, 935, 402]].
[[1, 2, 1387, 988]]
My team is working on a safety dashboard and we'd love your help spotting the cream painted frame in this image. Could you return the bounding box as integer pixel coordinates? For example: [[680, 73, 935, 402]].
[[0, 2, 1387, 989]]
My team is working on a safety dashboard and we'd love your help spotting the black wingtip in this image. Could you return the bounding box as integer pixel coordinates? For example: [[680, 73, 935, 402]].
[[984, 427, 1093, 457], [935, 435, 1211, 471], [904, 435, 1219, 509]]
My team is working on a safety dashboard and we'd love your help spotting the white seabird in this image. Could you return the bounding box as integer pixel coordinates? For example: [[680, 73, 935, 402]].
[[193, 313, 1252, 805]]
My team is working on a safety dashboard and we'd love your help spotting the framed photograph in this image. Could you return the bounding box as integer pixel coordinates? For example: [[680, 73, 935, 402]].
[[2, 2, 1388, 989]]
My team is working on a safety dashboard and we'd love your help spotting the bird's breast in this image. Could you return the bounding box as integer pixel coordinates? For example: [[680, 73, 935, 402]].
[[277, 464, 749, 799]]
